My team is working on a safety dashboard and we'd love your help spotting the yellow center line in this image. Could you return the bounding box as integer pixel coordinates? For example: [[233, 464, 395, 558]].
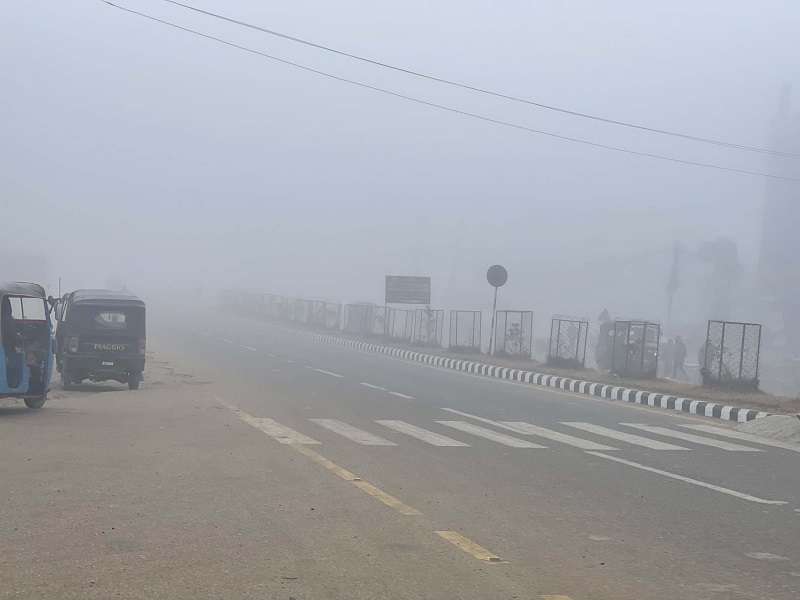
[[273, 434, 423, 515], [222, 400, 511, 562], [435, 530, 506, 563], [351, 480, 422, 515], [292, 444, 360, 480]]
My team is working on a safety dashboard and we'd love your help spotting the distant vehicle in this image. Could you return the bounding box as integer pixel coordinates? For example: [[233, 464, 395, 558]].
[[54, 289, 146, 390], [0, 282, 55, 408]]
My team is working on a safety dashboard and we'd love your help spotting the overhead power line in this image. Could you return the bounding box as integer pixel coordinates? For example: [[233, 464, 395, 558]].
[[154, 0, 798, 159], [100, 2, 800, 182]]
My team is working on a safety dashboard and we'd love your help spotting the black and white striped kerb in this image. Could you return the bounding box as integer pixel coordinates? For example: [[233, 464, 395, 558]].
[[311, 333, 769, 423]]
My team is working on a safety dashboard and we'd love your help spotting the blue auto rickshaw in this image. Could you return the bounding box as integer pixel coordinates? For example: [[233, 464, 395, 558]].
[[0, 282, 54, 409]]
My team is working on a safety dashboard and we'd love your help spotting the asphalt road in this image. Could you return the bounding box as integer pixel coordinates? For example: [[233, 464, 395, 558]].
[[2, 306, 798, 599]]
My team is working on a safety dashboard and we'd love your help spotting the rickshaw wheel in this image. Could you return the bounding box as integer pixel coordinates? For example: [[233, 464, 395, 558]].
[[24, 394, 47, 409]]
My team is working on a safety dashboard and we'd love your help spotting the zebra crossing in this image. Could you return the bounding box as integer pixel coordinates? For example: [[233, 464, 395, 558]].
[[245, 412, 776, 454]]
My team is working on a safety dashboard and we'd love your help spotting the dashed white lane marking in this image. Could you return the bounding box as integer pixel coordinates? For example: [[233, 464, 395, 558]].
[[360, 382, 387, 391], [681, 424, 800, 454], [376, 420, 469, 447], [221, 338, 234, 344], [586, 452, 788, 505], [388, 391, 415, 400], [620, 424, 762, 451], [286, 359, 296, 364], [745, 552, 790, 561], [499, 421, 617, 451], [305, 367, 344, 378], [242, 345, 258, 352], [563, 423, 689, 450], [310, 419, 396, 446], [267, 353, 276, 358], [436, 421, 546, 448]]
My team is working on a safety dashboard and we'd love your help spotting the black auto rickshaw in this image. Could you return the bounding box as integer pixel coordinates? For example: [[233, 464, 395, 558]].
[[0, 282, 55, 408], [55, 289, 146, 390]]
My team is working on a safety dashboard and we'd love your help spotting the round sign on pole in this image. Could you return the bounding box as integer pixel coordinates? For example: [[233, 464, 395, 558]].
[[486, 264, 508, 288]]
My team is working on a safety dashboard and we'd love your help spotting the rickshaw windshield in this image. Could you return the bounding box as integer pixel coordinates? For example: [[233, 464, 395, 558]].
[[7, 296, 47, 322], [68, 304, 145, 334]]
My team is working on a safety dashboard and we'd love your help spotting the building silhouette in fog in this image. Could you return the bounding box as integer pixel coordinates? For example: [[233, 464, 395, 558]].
[[758, 84, 800, 354]]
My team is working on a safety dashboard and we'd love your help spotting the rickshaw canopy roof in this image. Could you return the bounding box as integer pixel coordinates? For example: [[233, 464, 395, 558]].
[[69, 289, 145, 307], [0, 282, 47, 299]]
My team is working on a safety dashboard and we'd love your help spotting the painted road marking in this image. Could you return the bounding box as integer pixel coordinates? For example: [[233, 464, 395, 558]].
[[435, 531, 505, 563], [499, 421, 617, 451], [306, 367, 344, 378], [563, 423, 689, 450], [745, 552, 790, 561], [620, 424, 762, 451], [436, 421, 546, 448], [376, 420, 469, 447], [310, 419, 396, 446], [360, 382, 387, 391], [681, 424, 800, 454], [389, 391, 416, 400], [222, 401, 420, 516], [290, 445, 421, 515], [586, 452, 787, 505], [219, 401, 320, 445], [221, 338, 234, 344], [242, 345, 258, 352]]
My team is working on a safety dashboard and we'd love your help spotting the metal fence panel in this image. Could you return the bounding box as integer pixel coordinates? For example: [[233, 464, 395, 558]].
[[611, 320, 660, 378], [493, 310, 533, 358], [547, 317, 589, 368], [344, 304, 371, 334], [386, 307, 414, 342], [412, 308, 444, 347], [448, 310, 482, 353], [310, 301, 342, 330], [703, 320, 761, 388]]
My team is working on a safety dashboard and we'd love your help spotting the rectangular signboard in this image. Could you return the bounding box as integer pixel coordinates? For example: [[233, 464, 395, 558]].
[[385, 276, 431, 305]]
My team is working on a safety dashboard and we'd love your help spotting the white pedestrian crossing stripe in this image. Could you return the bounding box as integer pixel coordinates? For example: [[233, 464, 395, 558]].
[[310, 419, 397, 446], [232, 411, 780, 456], [561, 422, 689, 450], [376, 420, 469, 447], [681, 424, 800, 454], [436, 421, 546, 448], [619, 424, 762, 451], [499, 421, 617, 451], [243, 416, 320, 445]]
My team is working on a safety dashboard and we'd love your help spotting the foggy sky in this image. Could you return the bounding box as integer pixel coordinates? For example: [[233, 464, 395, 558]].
[[3, 0, 799, 324]]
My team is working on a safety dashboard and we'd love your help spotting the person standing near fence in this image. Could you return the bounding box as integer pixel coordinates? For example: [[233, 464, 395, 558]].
[[673, 336, 688, 379], [662, 338, 675, 378]]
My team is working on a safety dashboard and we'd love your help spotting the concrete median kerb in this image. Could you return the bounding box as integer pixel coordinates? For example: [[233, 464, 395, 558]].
[[308, 332, 771, 423]]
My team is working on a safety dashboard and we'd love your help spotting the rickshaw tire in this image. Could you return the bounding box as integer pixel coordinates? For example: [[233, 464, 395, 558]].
[[128, 375, 141, 390], [24, 394, 47, 409]]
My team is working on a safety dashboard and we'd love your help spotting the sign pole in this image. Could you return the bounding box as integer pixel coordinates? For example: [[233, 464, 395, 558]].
[[485, 265, 508, 357], [489, 286, 498, 355]]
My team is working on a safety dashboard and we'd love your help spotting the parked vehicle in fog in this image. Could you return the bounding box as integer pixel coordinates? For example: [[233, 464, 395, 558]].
[[0, 282, 54, 408], [55, 289, 146, 390]]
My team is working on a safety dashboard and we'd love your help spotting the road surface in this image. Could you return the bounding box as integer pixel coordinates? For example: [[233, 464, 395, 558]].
[[2, 307, 798, 599]]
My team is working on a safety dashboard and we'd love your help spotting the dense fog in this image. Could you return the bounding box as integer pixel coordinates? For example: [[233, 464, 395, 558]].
[[3, 1, 799, 389]]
